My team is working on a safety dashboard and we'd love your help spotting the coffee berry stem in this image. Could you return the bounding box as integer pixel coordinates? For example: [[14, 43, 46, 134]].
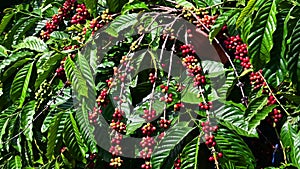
[[257, 71, 290, 116], [189, 10, 248, 107]]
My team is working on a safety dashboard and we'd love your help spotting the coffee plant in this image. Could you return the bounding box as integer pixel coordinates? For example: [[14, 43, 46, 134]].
[[0, 0, 299, 168]]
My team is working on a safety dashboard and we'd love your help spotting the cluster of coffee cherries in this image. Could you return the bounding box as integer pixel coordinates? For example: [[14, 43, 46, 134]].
[[159, 119, 171, 129], [70, 4, 89, 24], [174, 156, 181, 169], [224, 35, 251, 69], [174, 102, 184, 111], [148, 73, 156, 84], [198, 101, 213, 111], [160, 93, 173, 104], [140, 123, 156, 168], [266, 94, 282, 123], [143, 109, 157, 122], [96, 88, 109, 107], [88, 107, 102, 124], [109, 133, 123, 156], [180, 44, 206, 87], [40, 0, 76, 40], [56, 45, 78, 82], [162, 29, 176, 41], [195, 14, 217, 31], [249, 69, 266, 90], [89, 18, 104, 35], [109, 107, 126, 167], [109, 157, 123, 168], [201, 121, 222, 162]]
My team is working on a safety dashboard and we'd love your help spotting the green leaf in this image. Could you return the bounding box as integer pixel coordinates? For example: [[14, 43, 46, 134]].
[[175, 0, 195, 8], [214, 102, 258, 137], [0, 12, 14, 34], [75, 102, 98, 153], [106, 13, 138, 37], [236, 0, 257, 28], [180, 136, 200, 169], [50, 31, 70, 39], [287, 18, 300, 92], [14, 36, 48, 52], [121, 1, 149, 14], [8, 156, 22, 169], [63, 113, 87, 162], [281, 120, 300, 168], [77, 52, 96, 110], [217, 71, 236, 101], [35, 53, 64, 89], [240, 17, 252, 43], [202, 60, 225, 78], [151, 122, 194, 169], [46, 111, 70, 160], [209, 9, 240, 42], [245, 96, 268, 119], [0, 45, 9, 57], [247, 104, 276, 131], [192, 0, 207, 8], [13, 17, 40, 46], [64, 56, 88, 97], [10, 62, 34, 108], [216, 126, 256, 168], [248, 0, 278, 71], [107, 0, 129, 13], [21, 101, 36, 142], [84, 0, 97, 17], [0, 51, 33, 73]]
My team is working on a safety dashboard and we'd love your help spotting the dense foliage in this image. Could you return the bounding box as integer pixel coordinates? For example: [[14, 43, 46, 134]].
[[0, 0, 299, 168]]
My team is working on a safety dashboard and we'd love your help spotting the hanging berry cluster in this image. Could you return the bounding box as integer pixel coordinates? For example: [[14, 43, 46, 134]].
[[40, 0, 76, 40], [139, 123, 156, 168], [177, 35, 223, 165], [70, 4, 90, 24], [224, 35, 251, 69]]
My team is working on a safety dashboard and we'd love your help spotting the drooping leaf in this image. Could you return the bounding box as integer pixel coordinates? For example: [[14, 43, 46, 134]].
[[77, 52, 96, 110], [247, 104, 276, 132], [236, 0, 259, 28], [0, 51, 33, 73], [217, 71, 236, 101], [180, 136, 200, 169], [106, 13, 138, 37], [14, 36, 48, 52], [21, 101, 36, 142], [75, 102, 98, 153], [63, 113, 87, 162], [7, 156, 22, 169], [216, 126, 256, 168], [151, 122, 194, 169], [84, 0, 97, 17], [10, 62, 34, 108], [248, 0, 278, 70], [287, 18, 300, 92], [13, 17, 40, 46], [46, 111, 70, 160], [280, 120, 300, 168], [0, 12, 14, 34], [214, 102, 258, 137], [64, 56, 88, 98]]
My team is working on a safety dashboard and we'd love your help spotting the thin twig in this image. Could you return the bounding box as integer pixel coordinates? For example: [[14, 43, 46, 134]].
[[257, 71, 290, 116]]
